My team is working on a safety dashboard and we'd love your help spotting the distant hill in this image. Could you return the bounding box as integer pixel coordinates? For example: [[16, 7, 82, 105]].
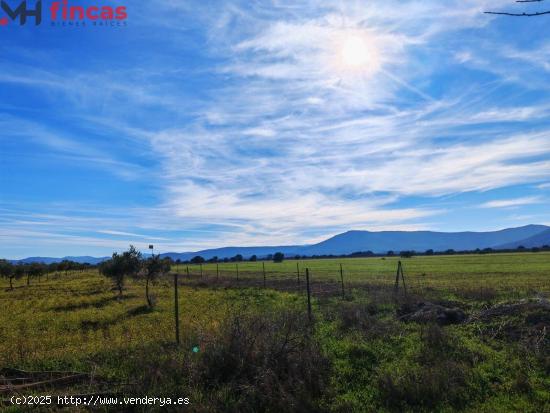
[[297, 225, 549, 256], [161, 224, 549, 260], [496, 228, 550, 249], [9, 225, 550, 263], [14, 256, 109, 265]]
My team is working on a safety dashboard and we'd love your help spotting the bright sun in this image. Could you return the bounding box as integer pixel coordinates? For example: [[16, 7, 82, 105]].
[[341, 35, 369, 67], [332, 32, 382, 77]]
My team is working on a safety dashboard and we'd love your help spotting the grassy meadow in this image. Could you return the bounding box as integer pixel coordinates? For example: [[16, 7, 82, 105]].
[[180, 252, 550, 298], [1, 253, 549, 412]]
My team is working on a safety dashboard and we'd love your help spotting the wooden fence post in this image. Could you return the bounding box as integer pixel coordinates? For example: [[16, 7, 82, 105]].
[[186, 266, 190, 279], [394, 261, 407, 295], [339, 263, 345, 300], [263, 262, 266, 288], [174, 273, 180, 345], [216, 263, 219, 281], [296, 262, 300, 286], [306, 268, 312, 321], [236, 263, 239, 281]]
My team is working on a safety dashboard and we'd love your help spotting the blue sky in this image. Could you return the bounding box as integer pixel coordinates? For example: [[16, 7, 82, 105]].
[[1, 0, 550, 259]]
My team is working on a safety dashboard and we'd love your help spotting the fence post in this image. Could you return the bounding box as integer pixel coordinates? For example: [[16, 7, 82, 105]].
[[263, 262, 266, 288], [305, 268, 312, 322], [186, 266, 190, 279], [236, 263, 239, 281], [394, 261, 400, 293], [401, 262, 407, 295], [296, 262, 300, 286], [339, 263, 345, 300], [174, 273, 180, 345], [394, 261, 407, 295], [216, 263, 219, 281], [200, 263, 203, 278]]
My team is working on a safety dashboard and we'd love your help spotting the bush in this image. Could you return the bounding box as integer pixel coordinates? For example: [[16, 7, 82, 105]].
[[378, 360, 470, 411], [194, 310, 329, 412]]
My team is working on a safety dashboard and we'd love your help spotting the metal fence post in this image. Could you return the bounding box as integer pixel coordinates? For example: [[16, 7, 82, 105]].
[[306, 268, 312, 321], [174, 273, 180, 345], [394, 261, 407, 295], [340, 263, 345, 300]]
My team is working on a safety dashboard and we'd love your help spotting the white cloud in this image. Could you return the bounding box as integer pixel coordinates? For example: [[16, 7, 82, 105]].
[[480, 197, 542, 209]]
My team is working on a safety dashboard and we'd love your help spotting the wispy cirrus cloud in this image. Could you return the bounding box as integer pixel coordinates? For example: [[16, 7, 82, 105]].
[[480, 197, 543, 209]]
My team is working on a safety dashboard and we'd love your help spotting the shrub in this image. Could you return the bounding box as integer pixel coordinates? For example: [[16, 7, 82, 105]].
[[193, 310, 330, 412], [378, 360, 470, 411]]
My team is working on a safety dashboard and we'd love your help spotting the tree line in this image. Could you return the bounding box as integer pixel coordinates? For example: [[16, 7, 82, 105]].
[[175, 244, 550, 264], [0, 259, 91, 289], [183, 251, 285, 265]]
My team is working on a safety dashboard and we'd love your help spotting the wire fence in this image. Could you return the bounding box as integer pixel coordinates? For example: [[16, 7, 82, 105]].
[[173, 260, 550, 305], [3, 260, 549, 347]]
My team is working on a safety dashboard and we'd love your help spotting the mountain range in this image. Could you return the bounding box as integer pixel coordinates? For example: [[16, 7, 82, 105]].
[[9, 224, 550, 264]]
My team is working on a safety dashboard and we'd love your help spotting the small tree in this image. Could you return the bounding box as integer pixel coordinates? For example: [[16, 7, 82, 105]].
[[0, 260, 14, 289], [143, 254, 171, 307], [249, 255, 257, 262], [191, 256, 205, 264], [273, 252, 285, 263], [99, 245, 142, 298], [29, 263, 46, 283], [14, 264, 25, 287]]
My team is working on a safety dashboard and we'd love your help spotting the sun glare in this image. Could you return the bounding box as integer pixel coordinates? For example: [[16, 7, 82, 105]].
[[332, 31, 382, 77], [341, 35, 369, 67]]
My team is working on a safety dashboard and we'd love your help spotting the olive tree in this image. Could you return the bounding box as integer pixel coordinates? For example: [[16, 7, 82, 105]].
[[99, 245, 142, 298], [28, 263, 46, 283], [14, 264, 26, 287], [0, 260, 14, 289], [142, 254, 171, 307]]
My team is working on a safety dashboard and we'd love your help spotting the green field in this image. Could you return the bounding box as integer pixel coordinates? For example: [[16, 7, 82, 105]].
[[179, 252, 550, 297], [1, 253, 549, 412]]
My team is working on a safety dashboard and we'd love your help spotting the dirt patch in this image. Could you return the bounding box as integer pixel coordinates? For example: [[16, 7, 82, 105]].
[[399, 301, 468, 326]]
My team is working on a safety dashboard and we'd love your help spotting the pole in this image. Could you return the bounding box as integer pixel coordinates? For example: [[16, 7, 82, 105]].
[[263, 262, 266, 288], [339, 263, 345, 300], [186, 266, 190, 279], [400, 261, 407, 295], [305, 268, 312, 322], [236, 263, 239, 280], [216, 263, 219, 281], [296, 262, 300, 286], [174, 273, 180, 345], [394, 261, 401, 294], [394, 261, 407, 295]]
